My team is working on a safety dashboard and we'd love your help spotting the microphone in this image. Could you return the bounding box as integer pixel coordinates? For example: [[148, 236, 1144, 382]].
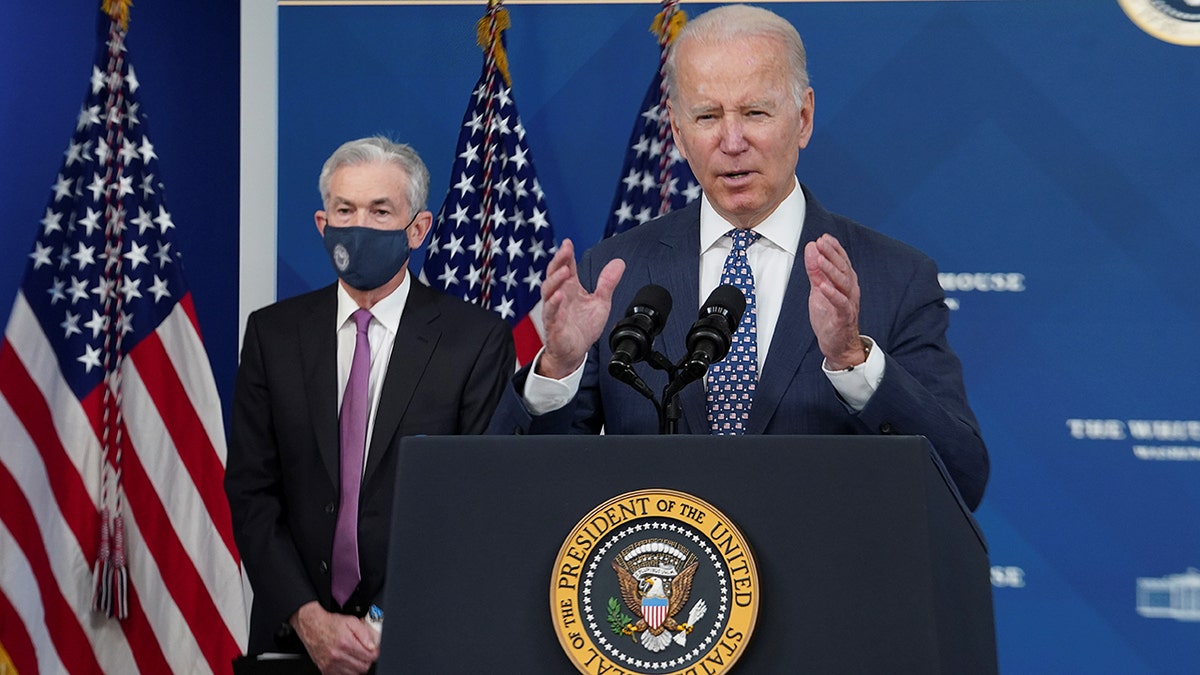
[[608, 283, 673, 372], [675, 285, 746, 387], [608, 284, 672, 400]]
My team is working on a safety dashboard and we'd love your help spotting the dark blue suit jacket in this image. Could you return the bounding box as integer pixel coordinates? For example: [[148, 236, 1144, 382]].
[[488, 186, 988, 509]]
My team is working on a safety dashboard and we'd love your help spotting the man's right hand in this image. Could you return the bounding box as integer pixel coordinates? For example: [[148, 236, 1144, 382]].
[[290, 601, 379, 675], [537, 238, 625, 380]]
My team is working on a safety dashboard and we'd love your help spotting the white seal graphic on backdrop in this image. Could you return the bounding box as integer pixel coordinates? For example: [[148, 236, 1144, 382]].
[[1118, 0, 1200, 46]]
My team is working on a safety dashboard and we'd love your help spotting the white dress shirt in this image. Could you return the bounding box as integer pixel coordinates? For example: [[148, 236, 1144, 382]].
[[524, 180, 883, 415]]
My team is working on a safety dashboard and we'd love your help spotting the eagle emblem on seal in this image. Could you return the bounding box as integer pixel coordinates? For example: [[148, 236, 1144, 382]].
[[608, 538, 709, 652]]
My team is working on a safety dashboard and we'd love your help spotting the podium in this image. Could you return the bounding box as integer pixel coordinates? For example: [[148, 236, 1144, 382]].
[[378, 435, 996, 673]]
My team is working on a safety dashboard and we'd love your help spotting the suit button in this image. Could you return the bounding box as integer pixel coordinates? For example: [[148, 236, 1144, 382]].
[[324, 502, 335, 515], [879, 422, 894, 434], [319, 561, 329, 574], [352, 604, 363, 615]]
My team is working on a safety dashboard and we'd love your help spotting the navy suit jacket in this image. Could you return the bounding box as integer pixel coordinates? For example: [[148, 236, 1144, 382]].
[[226, 279, 515, 655], [489, 185, 988, 509]]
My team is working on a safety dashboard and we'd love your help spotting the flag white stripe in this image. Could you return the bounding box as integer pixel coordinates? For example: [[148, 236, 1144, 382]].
[[157, 305, 230, 464], [0, 520, 70, 675], [527, 298, 545, 339]]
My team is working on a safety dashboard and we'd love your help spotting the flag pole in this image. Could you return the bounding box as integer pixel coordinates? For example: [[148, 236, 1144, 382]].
[[473, 0, 510, 306], [652, 0, 686, 218], [422, 0, 558, 364], [91, 0, 137, 621], [602, 2, 697, 239]]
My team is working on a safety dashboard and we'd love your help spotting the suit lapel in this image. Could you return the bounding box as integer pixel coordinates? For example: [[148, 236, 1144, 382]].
[[651, 207, 705, 434], [303, 285, 342, 487], [362, 282, 440, 488], [747, 186, 834, 434]]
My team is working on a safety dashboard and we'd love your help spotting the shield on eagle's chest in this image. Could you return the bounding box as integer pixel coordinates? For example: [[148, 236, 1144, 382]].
[[642, 596, 669, 629]]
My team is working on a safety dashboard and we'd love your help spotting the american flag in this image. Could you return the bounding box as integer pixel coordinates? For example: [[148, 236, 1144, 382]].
[[420, 1, 556, 366], [0, 4, 246, 673], [603, 1, 701, 239]]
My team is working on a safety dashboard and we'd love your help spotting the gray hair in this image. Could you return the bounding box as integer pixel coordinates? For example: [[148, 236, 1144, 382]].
[[317, 136, 430, 219], [664, 4, 810, 111]]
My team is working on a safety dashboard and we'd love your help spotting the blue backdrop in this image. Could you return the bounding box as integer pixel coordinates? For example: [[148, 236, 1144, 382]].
[[277, 2, 1200, 672], [3, 1, 1198, 672]]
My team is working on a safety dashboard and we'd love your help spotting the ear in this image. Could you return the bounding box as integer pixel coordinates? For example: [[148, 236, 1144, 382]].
[[314, 209, 327, 236], [407, 210, 434, 249], [797, 87, 816, 150]]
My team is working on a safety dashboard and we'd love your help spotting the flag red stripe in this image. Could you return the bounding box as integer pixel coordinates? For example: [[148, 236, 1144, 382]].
[[131, 329, 238, 559], [0, 587, 40, 675], [117, 418, 241, 673], [512, 313, 543, 365], [0, 460, 103, 675], [0, 340, 98, 558]]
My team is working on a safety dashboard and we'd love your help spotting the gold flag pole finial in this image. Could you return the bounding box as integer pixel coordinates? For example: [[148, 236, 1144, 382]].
[[102, 0, 133, 31], [477, 0, 512, 86], [650, 0, 688, 46]]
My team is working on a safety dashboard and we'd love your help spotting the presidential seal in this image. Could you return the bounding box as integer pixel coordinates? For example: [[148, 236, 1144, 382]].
[[551, 489, 758, 675], [1118, 0, 1200, 46]]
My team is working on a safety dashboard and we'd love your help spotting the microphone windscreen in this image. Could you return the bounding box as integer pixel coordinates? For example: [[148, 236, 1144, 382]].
[[701, 284, 746, 328], [627, 283, 673, 332]]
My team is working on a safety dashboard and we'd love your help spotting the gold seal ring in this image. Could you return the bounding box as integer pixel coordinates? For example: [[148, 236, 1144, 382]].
[[551, 489, 759, 675]]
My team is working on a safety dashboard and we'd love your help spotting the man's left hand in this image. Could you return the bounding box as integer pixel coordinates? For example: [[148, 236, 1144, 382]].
[[804, 233, 865, 370]]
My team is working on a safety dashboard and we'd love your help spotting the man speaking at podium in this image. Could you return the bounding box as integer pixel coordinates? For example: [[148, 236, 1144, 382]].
[[487, 4, 989, 511]]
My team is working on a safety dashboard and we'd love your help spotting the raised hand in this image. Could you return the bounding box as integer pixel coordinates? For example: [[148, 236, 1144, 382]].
[[804, 234, 865, 370], [537, 238, 625, 379]]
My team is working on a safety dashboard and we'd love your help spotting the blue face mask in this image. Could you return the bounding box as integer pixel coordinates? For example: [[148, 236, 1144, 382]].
[[322, 218, 414, 291]]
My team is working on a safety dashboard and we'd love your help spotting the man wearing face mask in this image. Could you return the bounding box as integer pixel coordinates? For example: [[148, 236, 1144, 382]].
[[226, 136, 515, 674]]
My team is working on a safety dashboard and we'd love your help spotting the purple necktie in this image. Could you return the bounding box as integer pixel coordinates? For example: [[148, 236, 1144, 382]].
[[707, 228, 759, 435], [332, 308, 372, 606]]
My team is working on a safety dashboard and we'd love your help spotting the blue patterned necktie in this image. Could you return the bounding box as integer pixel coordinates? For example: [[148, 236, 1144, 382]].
[[332, 308, 372, 606], [707, 228, 760, 435]]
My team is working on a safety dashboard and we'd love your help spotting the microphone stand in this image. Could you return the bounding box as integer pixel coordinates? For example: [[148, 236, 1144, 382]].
[[615, 349, 714, 435], [640, 351, 682, 434], [610, 284, 740, 435]]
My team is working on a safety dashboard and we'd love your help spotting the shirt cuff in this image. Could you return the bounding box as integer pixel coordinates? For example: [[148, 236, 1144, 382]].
[[521, 347, 586, 415], [822, 336, 884, 411]]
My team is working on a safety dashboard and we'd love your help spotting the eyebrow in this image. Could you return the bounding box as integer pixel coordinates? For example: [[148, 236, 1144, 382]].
[[685, 98, 779, 115], [332, 196, 398, 209]]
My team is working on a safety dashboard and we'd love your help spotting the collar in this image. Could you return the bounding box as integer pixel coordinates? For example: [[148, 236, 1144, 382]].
[[699, 177, 806, 254], [335, 273, 410, 336]]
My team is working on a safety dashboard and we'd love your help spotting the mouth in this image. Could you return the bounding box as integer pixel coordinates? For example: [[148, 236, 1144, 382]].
[[718, 170, 755, 184]]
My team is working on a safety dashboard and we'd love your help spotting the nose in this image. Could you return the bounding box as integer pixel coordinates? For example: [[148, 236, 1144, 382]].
[[718, 117, 749, 154]]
